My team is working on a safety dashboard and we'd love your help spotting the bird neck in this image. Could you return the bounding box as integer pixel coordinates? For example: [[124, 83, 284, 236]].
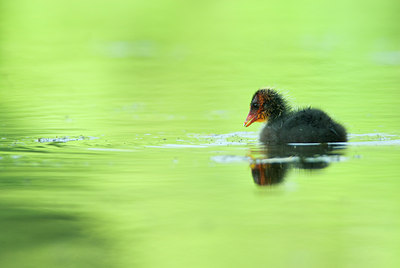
[[267, 96, 291, 122]]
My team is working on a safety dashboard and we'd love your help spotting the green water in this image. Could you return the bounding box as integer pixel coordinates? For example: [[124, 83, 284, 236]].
[[1, 1, 400, 267]]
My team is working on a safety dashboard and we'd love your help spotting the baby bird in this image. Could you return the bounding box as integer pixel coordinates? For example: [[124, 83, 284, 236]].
[[244, 88, 347, 144]]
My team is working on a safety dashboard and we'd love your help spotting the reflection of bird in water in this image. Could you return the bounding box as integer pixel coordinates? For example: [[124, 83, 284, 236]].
[[244, 88, 347, 144], [250, 144, 346, 186], [251, 162, 287, 185]]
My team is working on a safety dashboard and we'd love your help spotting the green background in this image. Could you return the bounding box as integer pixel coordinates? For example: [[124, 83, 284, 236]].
[[0, 0, 399, 267]]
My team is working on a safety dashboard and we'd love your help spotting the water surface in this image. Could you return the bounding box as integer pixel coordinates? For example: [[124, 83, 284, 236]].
[[1, 1, 400, 267]]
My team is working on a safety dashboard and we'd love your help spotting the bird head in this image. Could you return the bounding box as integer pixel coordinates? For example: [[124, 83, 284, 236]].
[[244, 88, 287, 127]]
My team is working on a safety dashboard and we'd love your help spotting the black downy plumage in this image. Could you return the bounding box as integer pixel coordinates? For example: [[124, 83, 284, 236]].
[[244, 88, 347, 144]]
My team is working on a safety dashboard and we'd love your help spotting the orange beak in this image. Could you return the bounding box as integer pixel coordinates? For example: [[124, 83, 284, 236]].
[[244, 111, 259, 127]]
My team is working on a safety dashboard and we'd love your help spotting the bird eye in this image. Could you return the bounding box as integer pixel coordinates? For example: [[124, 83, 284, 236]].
[[252, 103, 259, 109]]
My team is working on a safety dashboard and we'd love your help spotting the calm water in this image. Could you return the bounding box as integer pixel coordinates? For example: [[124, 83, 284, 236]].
[[1, 1, 400, 267]]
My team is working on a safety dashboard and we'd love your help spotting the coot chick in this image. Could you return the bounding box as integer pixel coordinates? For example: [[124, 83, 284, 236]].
[[244, 88, 347, 144]]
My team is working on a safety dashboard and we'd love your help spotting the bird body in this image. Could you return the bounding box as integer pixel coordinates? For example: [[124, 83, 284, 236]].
[[244, 89, 347, 144]]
